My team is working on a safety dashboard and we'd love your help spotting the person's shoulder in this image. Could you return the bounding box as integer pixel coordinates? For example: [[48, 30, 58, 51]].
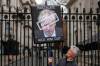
[[68, 60, 78, 66], [73, 61, 78, 66], [56, 58, 66, 66]]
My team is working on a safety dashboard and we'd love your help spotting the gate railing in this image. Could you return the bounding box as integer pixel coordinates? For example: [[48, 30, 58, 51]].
[[0, 7, 100, 66]]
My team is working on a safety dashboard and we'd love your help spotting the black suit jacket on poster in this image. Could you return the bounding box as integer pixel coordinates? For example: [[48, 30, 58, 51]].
[[34, 27, 63, 38]]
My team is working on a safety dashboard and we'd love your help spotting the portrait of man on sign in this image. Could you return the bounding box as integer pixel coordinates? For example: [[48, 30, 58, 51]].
[[37, 9, 60, 37], [31, 6, 63, 43]]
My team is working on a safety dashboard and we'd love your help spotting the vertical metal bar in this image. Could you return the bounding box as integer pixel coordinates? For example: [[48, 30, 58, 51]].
[[36, 44, 38, 66], [20, 21, 22, 66], [86, 15, 89, 66], [48, 43, 50, 66], [3, 7, 7, 66], [72, 14, 74, 45], [76, 8, 78, 46], [27, 15, 30, 66], [97, 8, 100, 66], [93, 14, 96, 66], [43, 44, 44, 66], [61, 42, 63, 58], [83, 8, 86, 66], [31, 12, 33, 66], [12, 12, 15, 66], [47, 43, 48, 66], [16, 8, 18, 66], [0, 6, 3, 66], [90, 8, 93, 66], [4, 13, 7, 66], [76, 8, 79, 63], [97, 23, 100, 66], [72, 16, 74, 46], [39, 44, 41, 66], [54, 43, 56, 66], [23, 10, 26, 66], [61, 7, 64, 58], [79, 14, 82, 66], [58, 43, 60, 63], [9, 7, 12, 66], [69, 8, 71, 46]]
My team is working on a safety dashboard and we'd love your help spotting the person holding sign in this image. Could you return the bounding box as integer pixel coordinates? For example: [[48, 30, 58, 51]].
[[56, 45, 80, 66]]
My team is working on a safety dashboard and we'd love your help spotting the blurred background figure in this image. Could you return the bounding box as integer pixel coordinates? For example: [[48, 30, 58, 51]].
[[2, 35, 19, 62]]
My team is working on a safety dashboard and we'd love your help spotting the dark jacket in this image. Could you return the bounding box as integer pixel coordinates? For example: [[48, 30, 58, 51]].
[[56, 58, 78, 66]]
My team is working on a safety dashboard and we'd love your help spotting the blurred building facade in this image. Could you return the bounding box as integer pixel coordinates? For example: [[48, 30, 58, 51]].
[[66, 0, 99, 65], [0, 0, 99, 51], [0, 0, 99, 66], [0, 0, 35, 54], [66, 0, 99, 46]]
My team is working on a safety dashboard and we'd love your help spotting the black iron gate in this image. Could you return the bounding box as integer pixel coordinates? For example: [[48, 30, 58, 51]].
[[0, 7, 100, 66]]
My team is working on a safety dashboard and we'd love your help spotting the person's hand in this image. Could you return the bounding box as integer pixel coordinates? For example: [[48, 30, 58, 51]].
[[48, 57, 53, 64]]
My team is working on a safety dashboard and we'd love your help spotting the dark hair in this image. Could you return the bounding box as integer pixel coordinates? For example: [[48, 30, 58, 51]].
[[62, 46, 70, 54]]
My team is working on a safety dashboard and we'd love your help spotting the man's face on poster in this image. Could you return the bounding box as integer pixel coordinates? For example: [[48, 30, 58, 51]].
[[40, 14, 56, 34], [37, 9, 59, 37]]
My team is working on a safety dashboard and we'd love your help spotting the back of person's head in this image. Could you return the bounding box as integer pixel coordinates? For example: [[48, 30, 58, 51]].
[[62, 46, 70, 54], [64, 45, 80, 61], [69, 45, 80, 57]]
